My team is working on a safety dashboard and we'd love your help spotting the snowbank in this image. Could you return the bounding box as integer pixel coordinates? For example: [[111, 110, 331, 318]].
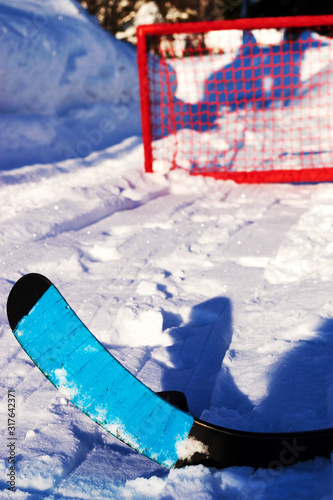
[[0, 0, 141, 169]]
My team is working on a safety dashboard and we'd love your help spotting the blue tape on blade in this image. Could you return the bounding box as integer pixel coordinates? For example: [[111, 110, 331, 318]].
[[14, 285, 194, 468]]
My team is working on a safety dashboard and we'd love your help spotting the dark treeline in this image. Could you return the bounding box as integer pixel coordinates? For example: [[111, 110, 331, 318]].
[[78, 1, 333, 44]]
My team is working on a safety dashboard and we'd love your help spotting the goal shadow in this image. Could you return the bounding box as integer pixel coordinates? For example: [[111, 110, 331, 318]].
[[250, 316, 333, 432]]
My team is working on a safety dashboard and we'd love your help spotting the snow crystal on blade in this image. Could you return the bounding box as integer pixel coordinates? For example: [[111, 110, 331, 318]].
[[103, 414, 187, 469], [54, 367, 79, 399], [176, 436, 209, 462], [104, 418, 141, 451], [92, 405, 108, 424]]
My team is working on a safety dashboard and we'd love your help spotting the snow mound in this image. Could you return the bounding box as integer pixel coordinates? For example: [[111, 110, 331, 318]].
[[0, 0, 141, 169]]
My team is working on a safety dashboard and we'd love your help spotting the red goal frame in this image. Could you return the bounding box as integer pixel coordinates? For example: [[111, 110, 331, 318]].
[[137, 15, 333, 183]]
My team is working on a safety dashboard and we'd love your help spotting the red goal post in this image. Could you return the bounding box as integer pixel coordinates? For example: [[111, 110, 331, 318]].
[[137, 15, 333, 183]]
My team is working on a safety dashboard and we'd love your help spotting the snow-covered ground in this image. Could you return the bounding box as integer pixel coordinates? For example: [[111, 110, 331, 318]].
[[1, 1, 333, 498]]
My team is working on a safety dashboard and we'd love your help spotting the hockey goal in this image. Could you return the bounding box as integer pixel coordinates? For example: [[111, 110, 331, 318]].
[[137, 16, 333, 183]]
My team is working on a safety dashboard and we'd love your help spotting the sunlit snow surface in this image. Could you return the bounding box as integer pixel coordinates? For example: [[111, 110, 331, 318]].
[[1, 1, 333, 499]]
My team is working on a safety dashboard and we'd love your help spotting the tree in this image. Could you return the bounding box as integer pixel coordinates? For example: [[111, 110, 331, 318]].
[[79, 0, 138, 34], [78, 0, 242, 43]]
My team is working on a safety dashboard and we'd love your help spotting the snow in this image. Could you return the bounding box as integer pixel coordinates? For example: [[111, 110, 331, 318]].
[[1, 0, 333, 498]]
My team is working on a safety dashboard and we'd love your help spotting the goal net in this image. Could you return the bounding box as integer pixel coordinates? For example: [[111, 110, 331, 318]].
[[137, 16, 333, 183]]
